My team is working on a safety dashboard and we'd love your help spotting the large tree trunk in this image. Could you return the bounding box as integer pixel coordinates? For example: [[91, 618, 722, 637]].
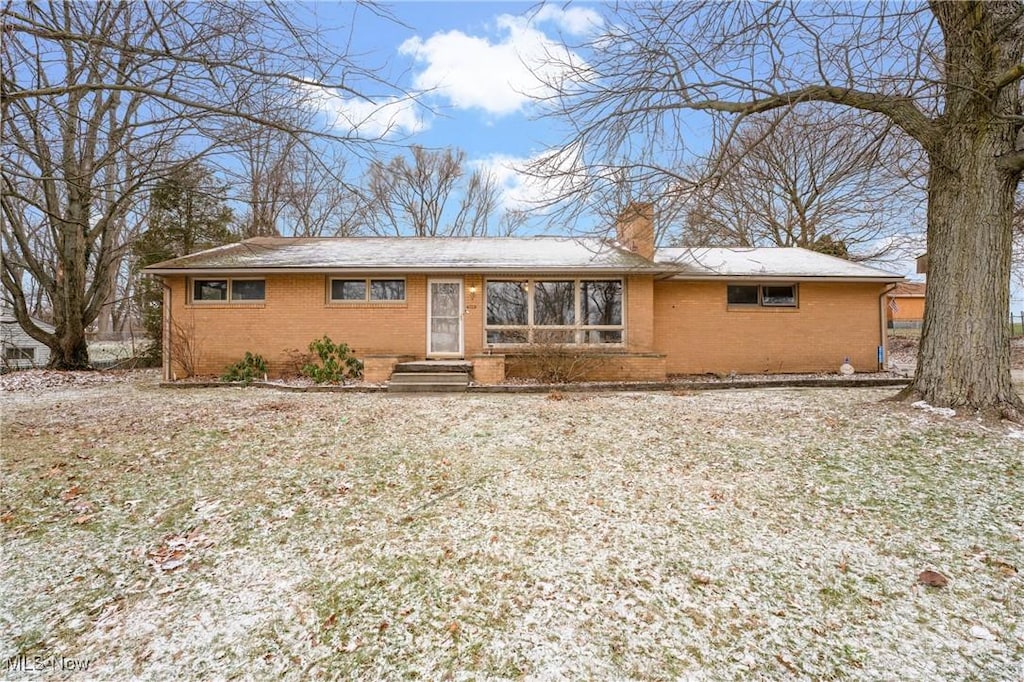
[[50, 324, 91, 370], [48, 190, 94, 371], [899, 2, 1024, 419], [906, 138, 1021, 417]]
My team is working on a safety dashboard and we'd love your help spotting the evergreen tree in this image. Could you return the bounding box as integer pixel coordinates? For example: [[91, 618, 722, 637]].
[[133, 163, 237, 358]]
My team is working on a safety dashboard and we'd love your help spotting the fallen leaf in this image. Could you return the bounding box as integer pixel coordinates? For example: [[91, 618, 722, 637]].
[[775, 653, 799, 674], [918, 570, 948, 587], [72, 514, 94, 524], [60, 485, 82, 501], [981, 556, 1017, 576]]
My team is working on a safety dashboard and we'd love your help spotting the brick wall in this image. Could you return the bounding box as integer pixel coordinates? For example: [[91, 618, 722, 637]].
[[504, 351, 666, 382], [470, 354, 505, 384], [163, 272, 659, 379], [653, 280, 887, 375], [165, 274, 431, 378], [625, 275, 654, 350], [163, 272, 887, 380]]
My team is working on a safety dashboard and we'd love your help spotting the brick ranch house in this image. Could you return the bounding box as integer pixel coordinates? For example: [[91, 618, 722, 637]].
[[143, 209, 903, 383], [886, 281, 926, 329]]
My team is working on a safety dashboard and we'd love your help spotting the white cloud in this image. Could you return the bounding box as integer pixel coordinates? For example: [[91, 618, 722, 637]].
[[399, 7, 601, 116], [302, 86, 427, 138], [529, 5, 603, 36]]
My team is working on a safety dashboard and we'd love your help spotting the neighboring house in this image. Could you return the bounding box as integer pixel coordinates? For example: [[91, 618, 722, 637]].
[[143, 207, 904, 383], [886, 282, 926, 328], [1, 308, 52, 370]]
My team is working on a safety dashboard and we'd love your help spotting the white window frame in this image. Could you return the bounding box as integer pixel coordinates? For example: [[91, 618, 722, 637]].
[[4, 345, 35, 361], [483, 277, 625, 347]]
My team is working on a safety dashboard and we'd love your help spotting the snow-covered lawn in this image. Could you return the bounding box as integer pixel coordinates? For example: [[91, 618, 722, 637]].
[[2, 375, 1021, 680]]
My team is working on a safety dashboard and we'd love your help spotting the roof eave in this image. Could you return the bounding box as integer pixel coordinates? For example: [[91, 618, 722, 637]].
[[143, 265, 669, 277], [666, 274, 905, 283]]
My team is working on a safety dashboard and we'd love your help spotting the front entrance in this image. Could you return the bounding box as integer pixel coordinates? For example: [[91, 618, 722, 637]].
[[427, 279, 463, 357]]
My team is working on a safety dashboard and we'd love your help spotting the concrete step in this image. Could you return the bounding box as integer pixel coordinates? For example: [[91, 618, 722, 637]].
[[389, 372, 470, 385], [388, 371, 470, 393], [388, 382, 469, 393], [394, 361, 472, 374]]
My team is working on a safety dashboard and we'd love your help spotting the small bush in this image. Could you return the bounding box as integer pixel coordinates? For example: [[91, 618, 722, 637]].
[[301, 335, 363, 384], [510, 332, 600, 383], [221, 352, 268, 384], [282, 347, 314, 378]]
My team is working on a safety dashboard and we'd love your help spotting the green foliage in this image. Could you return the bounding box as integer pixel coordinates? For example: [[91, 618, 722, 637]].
[[132, 162, 238, 359], [301, 335, 363, 384], [222, 352, 268, 384], [810, 235, 850, 259]]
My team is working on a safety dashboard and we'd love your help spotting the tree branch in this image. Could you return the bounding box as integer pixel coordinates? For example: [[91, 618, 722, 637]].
[[990, 62, 1024, 93], [686, 86, 937, 147], [996, 149, 1024, 173]]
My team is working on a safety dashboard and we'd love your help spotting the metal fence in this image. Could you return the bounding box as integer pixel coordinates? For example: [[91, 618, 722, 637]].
[[1012, 311, 1024, 337]]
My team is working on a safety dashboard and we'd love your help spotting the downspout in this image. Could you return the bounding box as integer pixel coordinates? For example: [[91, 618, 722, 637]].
[[878, 283, 898, 371], [161, 278, 172, 382]]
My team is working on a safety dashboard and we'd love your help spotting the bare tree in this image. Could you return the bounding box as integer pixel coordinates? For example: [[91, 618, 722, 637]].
[[281, 149, 365, 237], [1, 1, 395, 369], [533, 2, 1024, 417], [232, 119, 365, 237], [673, 107, 920, 261], [360, 146, 516, 237], [235, 122, 295, 238]]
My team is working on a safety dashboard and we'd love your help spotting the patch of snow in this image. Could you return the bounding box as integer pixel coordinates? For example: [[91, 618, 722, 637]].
[[970, 625, 997, 641], [3, 379, 1021, 679], [911, 400, 957, 418]]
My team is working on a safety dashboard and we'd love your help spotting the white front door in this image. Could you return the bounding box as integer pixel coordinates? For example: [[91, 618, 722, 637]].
[[427, 279, 463, 357]]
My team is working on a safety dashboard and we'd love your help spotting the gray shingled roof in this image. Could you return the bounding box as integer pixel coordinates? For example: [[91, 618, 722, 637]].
[[143, 237, 666, 274], [143, 238, 903, 281], [655, 247, 903, 281]]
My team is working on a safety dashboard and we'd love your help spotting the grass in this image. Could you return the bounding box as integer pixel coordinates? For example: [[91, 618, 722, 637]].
[[2, 376, 1022, 680]]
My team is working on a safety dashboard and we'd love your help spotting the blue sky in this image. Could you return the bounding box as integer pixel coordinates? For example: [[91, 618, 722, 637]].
[[295, 2, 1023, 306], [303, 2, 606, 217]]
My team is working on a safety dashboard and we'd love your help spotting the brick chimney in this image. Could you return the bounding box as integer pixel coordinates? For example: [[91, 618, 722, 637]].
[[615, 203, 655, 259]]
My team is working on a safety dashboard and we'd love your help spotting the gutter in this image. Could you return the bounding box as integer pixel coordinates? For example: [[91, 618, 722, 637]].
[[666, 275, 905, 284]]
